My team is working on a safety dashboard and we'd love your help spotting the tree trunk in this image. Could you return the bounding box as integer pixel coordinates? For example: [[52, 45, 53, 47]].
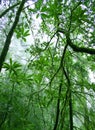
[[0, 0, 26, 72]]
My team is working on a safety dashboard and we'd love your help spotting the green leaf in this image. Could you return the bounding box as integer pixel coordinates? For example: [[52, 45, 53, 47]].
[[23, 30, 30, 37], [21, 26, 25, 34], [35, 0, 43, 10], [22, 37, 26, 42], [13, 62, 21, 68], [10, 58, 12, 65], [41, 6, 47, 12], [41, 13, 50, 19], [3, 63, 10, 69]]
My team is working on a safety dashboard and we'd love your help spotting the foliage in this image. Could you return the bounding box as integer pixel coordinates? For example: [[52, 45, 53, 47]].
[[0, 0, 95, 130]]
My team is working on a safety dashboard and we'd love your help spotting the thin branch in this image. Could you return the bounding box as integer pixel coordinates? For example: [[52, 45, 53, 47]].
[[68, 1, 82, 31], [52, 35, 59, 66], [49, 43, 68, 85], [73, 110, 90, 121], [43, 31, 58, 51], [49, 66, 61, 86], [73, 90, 94, 97], [0, 2, 20, 18]]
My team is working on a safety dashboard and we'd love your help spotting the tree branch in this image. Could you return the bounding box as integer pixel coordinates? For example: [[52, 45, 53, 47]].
[[49, 43, 68, 86], [0, 0, 26, 72], [0, 2, 20, 18], [58, 28, 95, 55], [66, 36, 95, 54], [53, 82, 62, 130], [62, 66, 73, 130]]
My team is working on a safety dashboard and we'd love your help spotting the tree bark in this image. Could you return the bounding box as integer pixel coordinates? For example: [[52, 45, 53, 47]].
[[53, 83, 62, 130], [62, 67, 73, 130], [0, 0, 26, 72], [58, 28, 95, 54]]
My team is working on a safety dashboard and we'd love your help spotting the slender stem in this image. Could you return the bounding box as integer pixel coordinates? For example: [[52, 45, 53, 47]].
[[0, 2, 20, 18]]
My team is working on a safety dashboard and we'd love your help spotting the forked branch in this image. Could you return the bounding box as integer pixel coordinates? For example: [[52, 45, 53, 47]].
[[58, 28, 95, 55]]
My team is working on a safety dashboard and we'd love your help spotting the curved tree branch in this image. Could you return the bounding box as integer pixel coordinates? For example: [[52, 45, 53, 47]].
[[58, 28, 95, 55], [66, 36, 95, 54], [0, 0, 26, 72], [0, 2, 20, 18]]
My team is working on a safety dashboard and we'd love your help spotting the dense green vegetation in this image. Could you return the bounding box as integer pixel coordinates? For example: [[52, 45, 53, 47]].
[[0, 0, 95, 130]]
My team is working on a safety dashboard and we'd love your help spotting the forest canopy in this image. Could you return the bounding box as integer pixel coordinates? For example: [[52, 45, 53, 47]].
[[0, 0, 95, 130]]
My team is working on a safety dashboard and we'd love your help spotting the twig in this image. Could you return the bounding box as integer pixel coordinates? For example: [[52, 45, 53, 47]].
[[0, 2, 20, 18]]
